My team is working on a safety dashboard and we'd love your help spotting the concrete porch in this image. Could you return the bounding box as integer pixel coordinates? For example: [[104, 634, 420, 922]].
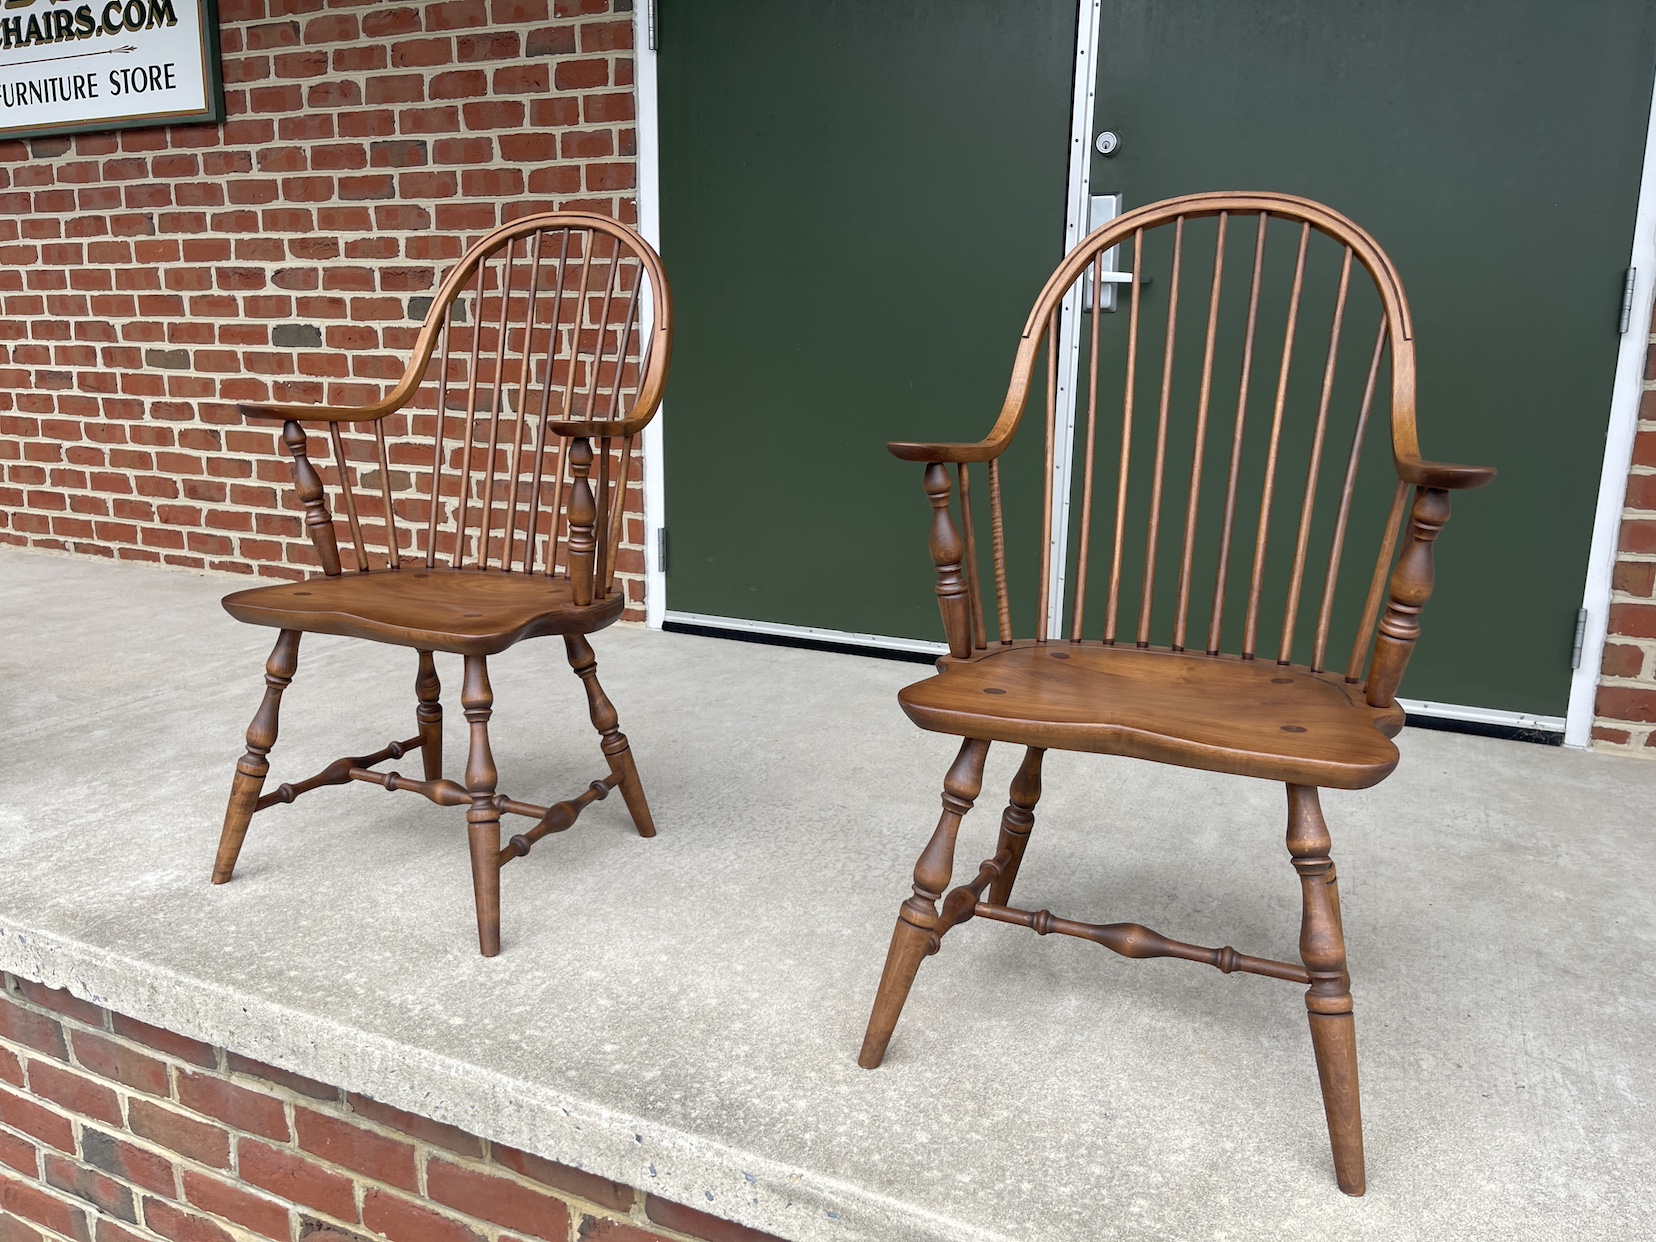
[[0, 546, 1652, 1242]]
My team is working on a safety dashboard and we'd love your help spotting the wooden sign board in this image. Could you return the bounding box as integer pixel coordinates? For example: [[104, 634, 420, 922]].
[[0, 0, 223, 142]]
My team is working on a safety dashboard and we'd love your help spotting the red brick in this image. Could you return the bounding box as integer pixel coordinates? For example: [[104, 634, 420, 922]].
[[79, 1128, 177, 1195], [426, 1158, 570, 1239], [0, 1170, 91, 1241], [42, 1153, 136, 1224], [1596, 683, 1656, 723], [0, 995, 68, 1059], [362, 1188, 486, 1242], [577, 1222, 674, 1242], [1600, 642, 1647, 679], [643, 1197, 788, 1242], [346, 1093, 484, 1156], [237, 1137, 358, 1220], [0, 1043, 19, 1086], [10, 980, 104, 1028], [0, 1084, 75, 1153], [68, 1029, 169, 1095], [26, 1060, 121, 1126], [142, 1198, 236, 1242], [129, 1101, 232, 1169], [491, 1143, 632, 1212], [176, 1069, 290, 1140], [1613, 560, 1656, 599], [0, 1217, 47, 1242], [182, 1169, 292, 1240], [0, 1126, 36, 1176], [1608, 600, 1656, 641], [1621, 518, 1656, 555], [226, 1051, 341, 1101], [1626, 473, 1656, 512], [1633, 429, 1656, 468], [95, 1223, 149, 1242], [294, 1106, 417, 1190], [109, 1014, 216, 1067]]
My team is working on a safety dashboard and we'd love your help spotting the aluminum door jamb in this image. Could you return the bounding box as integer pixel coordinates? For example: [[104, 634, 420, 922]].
[[1564, 68, 1656, 747], [634, 0, 668, 629]]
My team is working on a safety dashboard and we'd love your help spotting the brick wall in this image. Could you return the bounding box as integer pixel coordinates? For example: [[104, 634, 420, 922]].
[[0, 973, 788, 1242], [0, 0, 647, 617], [1593, 301, 1656, 755]]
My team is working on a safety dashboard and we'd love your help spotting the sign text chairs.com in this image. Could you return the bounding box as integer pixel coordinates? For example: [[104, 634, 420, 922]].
[[211, 213, 670, 958], [858, 192, 1492, 1194]]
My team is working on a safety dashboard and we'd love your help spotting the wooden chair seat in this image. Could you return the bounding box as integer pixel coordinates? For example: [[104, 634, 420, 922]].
[[223, 569, 625, 657], [898, 643, 1403, 790]]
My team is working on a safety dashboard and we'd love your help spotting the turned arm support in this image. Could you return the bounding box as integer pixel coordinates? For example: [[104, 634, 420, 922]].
[[279, 421, 343, 577], [566, 437, 597, 605], [1362, 448, 1494, 707], [913, 461, 974, 660]]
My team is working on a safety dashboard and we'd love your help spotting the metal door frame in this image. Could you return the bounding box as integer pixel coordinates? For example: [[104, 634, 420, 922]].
[[634, 0, 1646, 739], [1565, 75, 1656, 747]]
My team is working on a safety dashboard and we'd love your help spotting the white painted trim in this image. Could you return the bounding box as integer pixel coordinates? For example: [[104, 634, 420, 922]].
[[663, 611, 947, 657], [634, 0, 668, 630], [1045, 0, 1105, 635], [1398, 698, 1564, 735], [1564, 75, 1656, 747]]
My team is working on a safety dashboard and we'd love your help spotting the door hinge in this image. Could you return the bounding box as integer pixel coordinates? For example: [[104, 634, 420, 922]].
[[1571, 607, 1588, 669], [646, 0, 658, 51], [1619, 267, 1636, 334], [656, 527, 668, 572]]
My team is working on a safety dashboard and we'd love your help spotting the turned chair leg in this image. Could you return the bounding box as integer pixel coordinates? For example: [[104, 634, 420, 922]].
[[565, 632, 655, 838], [986, 746, 1044, 906], [416, 650, 443, 781], [212, 629, 301, 885], [1287, 784, 1365, 1196], [463, 655, 503, 957], [859, 737, 990, 1069]]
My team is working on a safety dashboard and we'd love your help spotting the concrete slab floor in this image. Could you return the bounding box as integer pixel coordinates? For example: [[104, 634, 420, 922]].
[[0, 546, 1652, 1242]]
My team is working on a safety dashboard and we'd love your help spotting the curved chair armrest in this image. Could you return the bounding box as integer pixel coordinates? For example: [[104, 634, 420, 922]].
[[1395, 455, 1496, 490], [887, 439, 1004, 464], [238, 400, 400, 425]]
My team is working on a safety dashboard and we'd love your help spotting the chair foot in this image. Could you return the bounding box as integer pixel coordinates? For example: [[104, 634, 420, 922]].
[[565, 632, 655, 838], [857, 914, 936, 1069], [1287, 784, 1365, 1195], [463, 655, 502, 957], [858, 737, 990, 1069], [212, 630, 300, 885], [986, 746, 1043, 906]]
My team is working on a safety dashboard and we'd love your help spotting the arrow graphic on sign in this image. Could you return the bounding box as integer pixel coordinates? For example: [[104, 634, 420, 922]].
[[6, 44, 137, 69]]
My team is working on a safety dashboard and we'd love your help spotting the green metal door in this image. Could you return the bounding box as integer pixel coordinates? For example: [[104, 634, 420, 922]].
[[657, 0, 1077, 642], [1083, 3, 1656, 716]]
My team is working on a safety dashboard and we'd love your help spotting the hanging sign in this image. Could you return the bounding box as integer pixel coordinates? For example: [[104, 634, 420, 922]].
[[0, 0, 223, 141]]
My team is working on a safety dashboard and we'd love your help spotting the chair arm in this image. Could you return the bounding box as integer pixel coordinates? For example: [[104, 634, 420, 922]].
[[887, 439, 1004, 464], [238, 400, 398, 425], [1395, 455, 1495, 490]]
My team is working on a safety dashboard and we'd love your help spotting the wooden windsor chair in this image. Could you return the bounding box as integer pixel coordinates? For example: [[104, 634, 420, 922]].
[[857, 192, 1493, 1193], [209, 212, 671, 958]]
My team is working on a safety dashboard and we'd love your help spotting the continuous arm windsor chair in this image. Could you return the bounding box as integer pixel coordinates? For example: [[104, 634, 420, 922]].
[[210, 212, 670, 958], [857, 192, 1493, 1193]]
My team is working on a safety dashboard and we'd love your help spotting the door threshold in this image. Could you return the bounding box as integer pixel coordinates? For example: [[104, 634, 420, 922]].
[[660, 612, 1565, 744], [662, 610, 941, 663]]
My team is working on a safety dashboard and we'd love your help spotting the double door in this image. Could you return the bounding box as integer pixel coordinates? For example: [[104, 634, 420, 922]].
[[658, 1, 1656, 718]]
